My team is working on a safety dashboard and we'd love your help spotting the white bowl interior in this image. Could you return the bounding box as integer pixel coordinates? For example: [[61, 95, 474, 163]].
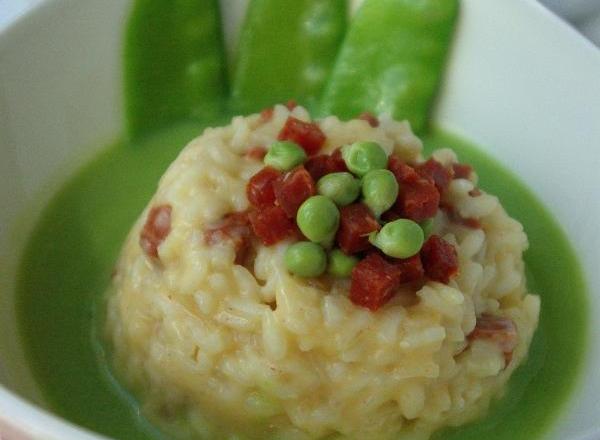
[[0, 0, 599, 438]]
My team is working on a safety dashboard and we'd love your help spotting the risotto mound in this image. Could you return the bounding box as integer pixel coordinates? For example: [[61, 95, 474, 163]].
[[106, 104, 540, 439]]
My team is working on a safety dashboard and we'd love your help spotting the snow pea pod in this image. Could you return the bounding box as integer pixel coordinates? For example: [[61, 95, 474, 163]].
[[320, 0, 459, 134], [231, 0, 347, 114], [124, 0, 228, 140]]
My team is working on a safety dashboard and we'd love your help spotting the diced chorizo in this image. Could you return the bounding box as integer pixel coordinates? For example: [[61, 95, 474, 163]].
[[304, 148, 347, 181], [395, 178, 440, 222], [329, 148, 348, 173], [453, 163, 473, 180], [416, 158, 453, 193], [420, 235, 459, 283], [260, 107, 274, 122], [278, 116, 326, 155], [392, 254, 425, 283], [388, 155, 420, 184], [468, 314, 518, 364], [380, 209, 402, 223], [249, 206, 296, 246], [304, 154, 331, 181], [336, 203, 380, 254], [245, 146, 267, 161], [246, 167, 281, 208], [461, 217, 482, 229], [204, 211, 252, 264], [358, 112, 379, 127], [350, 252, 402, 311], [140, 204, 172, 259], [440, 203, 482, 229], [274, 166, 316, 218], [390, 157, 440, 221]]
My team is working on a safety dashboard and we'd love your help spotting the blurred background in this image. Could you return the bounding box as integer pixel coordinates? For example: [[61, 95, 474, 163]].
[[1, 0, 599, 46], [541, 0, 600, 46]]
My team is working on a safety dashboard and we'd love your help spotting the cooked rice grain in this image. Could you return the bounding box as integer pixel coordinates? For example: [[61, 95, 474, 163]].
[[106, 105, 539, 440]]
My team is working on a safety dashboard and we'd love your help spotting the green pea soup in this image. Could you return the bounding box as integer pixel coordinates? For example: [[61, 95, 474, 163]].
[[15, 124, 588, 440]]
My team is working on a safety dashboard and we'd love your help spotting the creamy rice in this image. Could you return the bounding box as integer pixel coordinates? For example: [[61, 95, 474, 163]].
[[105, 105, 540, 439]]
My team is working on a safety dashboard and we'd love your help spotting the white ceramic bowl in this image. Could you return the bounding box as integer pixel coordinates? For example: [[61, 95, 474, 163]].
[[1, 0, 599, 439]]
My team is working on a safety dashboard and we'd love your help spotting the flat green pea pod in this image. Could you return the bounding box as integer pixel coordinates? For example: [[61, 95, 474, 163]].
[[125, 0, 228, 140], [370, 219, 424, 258], [362, 169, 399, 217], [320, 0, 459, 134], [231, 0, 347, 114]]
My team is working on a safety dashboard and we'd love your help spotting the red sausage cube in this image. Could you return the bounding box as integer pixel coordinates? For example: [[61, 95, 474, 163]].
[[416, 159, 453, 193], [420, 235, 459, 283], [260, 107, 274, 122], [304, 154, 331, 181], [395, 178, 440, 222], [278, 117, 326, 155], [380, 208, 402, 223], [389, 156, 440, 221], [393, 254, 425, 283], [247, 167, 281, 208], [204, 211, 252, 264], [249, 206, 296, 246], [453, 163, 473, 180], [140, 204, 172, 259], [336, 203, 380, 254], [357, 112, 379, 127], [304, 148, 347, 181], [350, 252, 403, 311], [388, 155, 420, 184], [274, 166, 316, 218], [468, 314, 518, 365], [468, 314, 518, 354], [329, 148, 348, 173], [246, 146, 268, 161]]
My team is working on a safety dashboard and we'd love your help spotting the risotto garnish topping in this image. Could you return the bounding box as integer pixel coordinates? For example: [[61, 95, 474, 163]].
[[191, 110, 473, 311]]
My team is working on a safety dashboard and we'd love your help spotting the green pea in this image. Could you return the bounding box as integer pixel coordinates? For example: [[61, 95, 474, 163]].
[[285, 241, 327, 277], [420, 218, 434, 238], [369, 219, 424, 258], [341, 141, 388, 177], [317, 172, 361, 206], [361, 169, 399, 217], [327, 249, 359, 278], [296, 195, 340, 246], [264, 141, 307, 170]]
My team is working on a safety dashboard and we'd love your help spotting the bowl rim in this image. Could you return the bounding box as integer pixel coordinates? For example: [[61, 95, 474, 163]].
[[0, 0, 599, 439]]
